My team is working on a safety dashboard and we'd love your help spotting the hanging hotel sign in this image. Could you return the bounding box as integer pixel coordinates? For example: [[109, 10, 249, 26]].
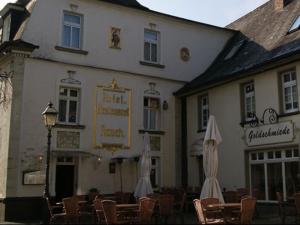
[[94, 79, 131, 151], [245, 108, 294, 147], [245, 121, 294, 146]]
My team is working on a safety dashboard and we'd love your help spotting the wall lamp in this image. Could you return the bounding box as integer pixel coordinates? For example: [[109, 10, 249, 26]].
[[162, 100, 168, 110]]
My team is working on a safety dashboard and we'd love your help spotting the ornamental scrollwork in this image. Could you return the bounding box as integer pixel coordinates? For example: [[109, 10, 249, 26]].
[[247, 108, 279, 127]]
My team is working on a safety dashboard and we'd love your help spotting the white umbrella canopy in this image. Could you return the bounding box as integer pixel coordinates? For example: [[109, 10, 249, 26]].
[[134, 132, 153, 198], [200, 115, 225, 203]]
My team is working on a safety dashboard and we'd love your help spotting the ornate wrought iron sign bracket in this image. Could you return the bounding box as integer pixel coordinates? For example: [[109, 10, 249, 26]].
[[248, 108, 279, 127]]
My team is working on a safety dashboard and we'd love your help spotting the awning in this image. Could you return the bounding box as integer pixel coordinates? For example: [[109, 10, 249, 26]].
[[190, 138, 204, 156]]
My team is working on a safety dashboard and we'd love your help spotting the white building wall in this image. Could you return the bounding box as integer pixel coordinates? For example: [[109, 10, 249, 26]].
[[187, 61, 300, 192], [20, 0, 233, 82], [17, 58, 183, 196]]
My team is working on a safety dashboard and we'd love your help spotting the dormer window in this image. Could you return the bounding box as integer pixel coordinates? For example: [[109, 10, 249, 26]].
[[224, 40, 245, 60], [289, 16, 300, 33]]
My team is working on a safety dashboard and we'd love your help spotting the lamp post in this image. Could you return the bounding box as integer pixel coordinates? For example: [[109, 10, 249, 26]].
[[42, 102, 58, 198]]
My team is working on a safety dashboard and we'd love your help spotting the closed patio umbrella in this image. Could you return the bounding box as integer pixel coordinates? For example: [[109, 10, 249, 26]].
[[200, 115, 224, 203], [134, 132, 153, 198]]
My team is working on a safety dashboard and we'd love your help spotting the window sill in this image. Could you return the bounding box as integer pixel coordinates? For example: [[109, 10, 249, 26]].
[[197, 129, 206, 133], [279, 111, 300, 118], [139, 129, 165, 135], [55, 123, 86, 129], [55, 46, 88, 55], [139, 61, 165, 69]]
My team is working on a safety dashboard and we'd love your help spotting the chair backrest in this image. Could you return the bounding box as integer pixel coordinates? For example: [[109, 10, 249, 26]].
[[62, 197, 78, 217], [115, 192, 131, 204], [102, 200, 117, 225], [94, 198, 104, 211], [193, 199, 206, 224], [240, 197, 257, 224], [45, 197, 53, 218], [158, 194, 174, 216], [201, 198, 220, 208], [139, 197, 157, 224], [224, 191, 239, 203], [294, 192, 300, 214]]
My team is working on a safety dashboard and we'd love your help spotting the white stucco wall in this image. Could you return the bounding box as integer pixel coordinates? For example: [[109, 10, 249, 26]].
[[187, 61, 300, 191], [16, 58, 183, 196], [20, 0, 233, 82]]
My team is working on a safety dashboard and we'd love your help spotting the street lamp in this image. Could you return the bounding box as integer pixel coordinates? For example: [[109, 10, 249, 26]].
[[42, 102, 58, 198]]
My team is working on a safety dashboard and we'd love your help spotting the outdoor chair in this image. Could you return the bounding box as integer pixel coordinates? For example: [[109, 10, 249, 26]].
[[223, 191, 239, 203], [193, 199, 225, 224], [62, 197, 80, 224], [201, 198, 223, 220], [237, 188, 250, 201], [94, 197, 105, 224], [46, 197, 66, 224], [101, 200, 129, 225], [293, 192, 300, 223], [228, 196, 256, 224], [158, 194, 175, 224], [276, 192, 296, 224], [132, 197, 156, 224], [173, 191, 187, 224]]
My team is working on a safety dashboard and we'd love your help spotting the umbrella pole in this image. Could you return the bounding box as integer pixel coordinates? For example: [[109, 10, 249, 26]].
[[119, 164, 123, 192]]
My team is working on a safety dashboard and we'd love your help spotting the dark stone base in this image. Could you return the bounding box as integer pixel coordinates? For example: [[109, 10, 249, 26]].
[[0, 197, 44, 222]]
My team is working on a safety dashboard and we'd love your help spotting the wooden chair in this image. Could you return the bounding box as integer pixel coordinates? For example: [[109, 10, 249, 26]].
[[276, 192, 296, 224], [193, 199, 225, 224], [201, 198, 222, 219], [101, 200, 128, 225], [135, 197, 156, 224], [46, 197, 66, 224], [63, 197, 80, 224], [94, 197, 105, 224], [174, 191, 187, 224], [229, 197, 257, 224], [158, 194, 175, 224], [293, 192, 300, 223], [223, 191, 239, 203]]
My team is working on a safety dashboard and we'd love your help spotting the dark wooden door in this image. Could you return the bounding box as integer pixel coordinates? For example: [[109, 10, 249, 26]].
[[55, 165, 75, 201]]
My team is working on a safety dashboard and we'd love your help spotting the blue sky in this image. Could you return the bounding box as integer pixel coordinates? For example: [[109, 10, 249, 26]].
[[0, 0, 269, 27]]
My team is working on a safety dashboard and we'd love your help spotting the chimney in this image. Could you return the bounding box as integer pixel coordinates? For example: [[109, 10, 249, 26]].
[[274, 0, 292, 10]]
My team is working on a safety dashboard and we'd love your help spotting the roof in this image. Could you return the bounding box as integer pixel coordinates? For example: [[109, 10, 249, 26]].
[[99, 0, 149, 10], [175, 0, 300, 97]]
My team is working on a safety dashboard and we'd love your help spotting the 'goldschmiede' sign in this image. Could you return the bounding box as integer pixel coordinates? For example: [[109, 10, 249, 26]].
[[245, 121, 294, 147], [94, 79, 131, 151]]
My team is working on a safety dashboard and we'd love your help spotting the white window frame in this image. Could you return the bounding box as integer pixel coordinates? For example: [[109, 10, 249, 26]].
[[281, 70, 299, 114], [243, 82, 256, 122], [150, 157, 161, 190], [143, 96, 161, 131], [249, 148, 299, 202], [62, 11, 82, 49], [198, 94, 209, 130], [58, 86, 81, 124], [144, 29, 160, 63]]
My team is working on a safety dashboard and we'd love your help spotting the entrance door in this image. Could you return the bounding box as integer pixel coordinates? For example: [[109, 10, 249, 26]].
[[55, 165, 75, 201]]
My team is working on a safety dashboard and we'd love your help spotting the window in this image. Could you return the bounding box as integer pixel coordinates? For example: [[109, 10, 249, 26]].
[[198, 94, 209, 130], [144, 30, 159, 63], [224, 40, 245, 60], [249, 148, 300, 202], [289, 16, 300, 33], [62, 12, 82, 49], [150, 157, 160, 189], [143, 97, 160, 130], [58, 87, 80, 124], [281, 70, 298, 113], [243, 82, 256, 121]]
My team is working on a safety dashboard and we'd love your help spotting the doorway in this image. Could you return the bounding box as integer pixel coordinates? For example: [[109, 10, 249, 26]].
[[55, 164, 75, 201]]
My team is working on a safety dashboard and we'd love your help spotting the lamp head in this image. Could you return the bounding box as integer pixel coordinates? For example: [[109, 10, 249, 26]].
[[42, 102, 58, 128]]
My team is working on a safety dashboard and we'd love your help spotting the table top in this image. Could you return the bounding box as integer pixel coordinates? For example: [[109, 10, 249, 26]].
[[206, 203, 241, 209], [116, 204, 139, 208]]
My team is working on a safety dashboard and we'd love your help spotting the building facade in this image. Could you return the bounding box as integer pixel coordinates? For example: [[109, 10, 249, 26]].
[[176, 0, 300, 204], [0, 0, 234, 221]]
